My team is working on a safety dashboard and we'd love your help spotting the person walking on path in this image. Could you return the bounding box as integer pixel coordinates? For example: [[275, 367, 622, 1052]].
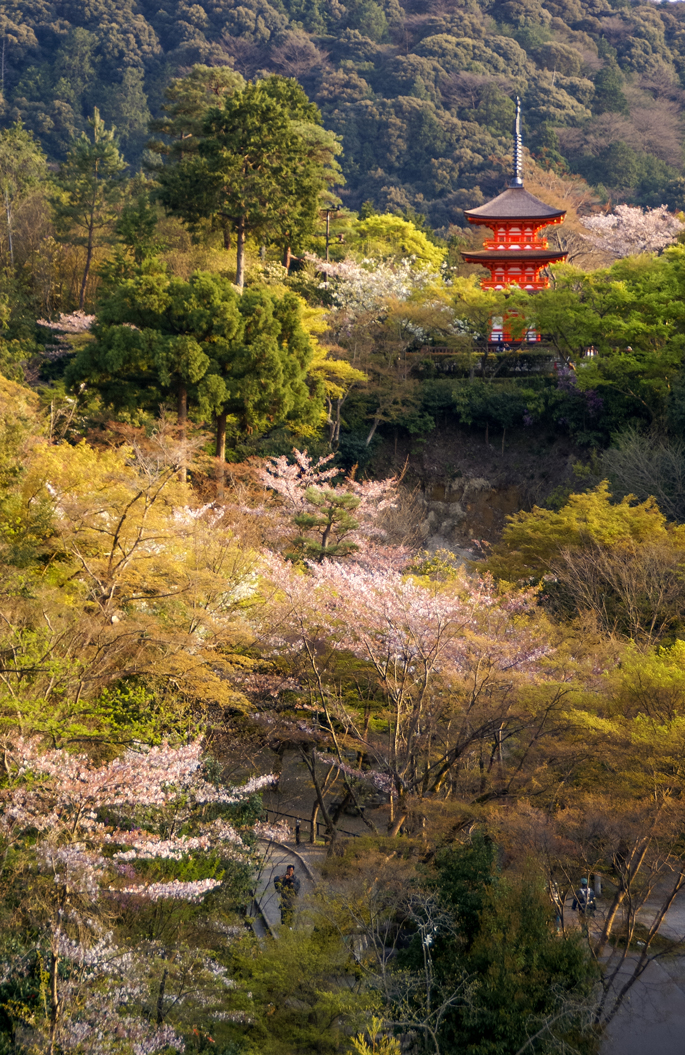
[[274, 864, 300, 925], [572, 877, 596, 916]]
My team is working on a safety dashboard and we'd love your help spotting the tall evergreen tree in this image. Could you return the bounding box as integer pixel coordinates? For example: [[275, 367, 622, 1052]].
[[198, 285, 323, 485], [148, 64, 246, 161], [52, 108, 127, 308], [148, 64, 246, 250], [66, 266, 324, 486], [156, 76, 342, 287]]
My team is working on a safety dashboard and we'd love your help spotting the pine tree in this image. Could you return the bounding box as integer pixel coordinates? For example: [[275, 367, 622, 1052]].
[[290, 486, 362, 561], [52, 108, 127, 308], [66, 269, 323, 489], [156, 76, 342, 287]]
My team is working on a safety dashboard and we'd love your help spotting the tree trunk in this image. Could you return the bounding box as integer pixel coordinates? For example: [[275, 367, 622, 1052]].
[[156, 967, 168, 1025], [485, 421, 489, 446], [388, 807, 407, 837], [177, 384, 187, 484], [283, 245, 292, 271], [300, 746, 336, 842], [215, 411, 227, 499], [222, 221, 231, 251], [501, 426, 506, 455], [310, 799, 319, 844], [331, 790, 352, 825], [235, 221, 246, 289], [177, 385, 187, 425], [365, 415, 381, 447], [79, 226, 95, 310], [4, 190, 13, 268], [48, 950, 60, 1055]]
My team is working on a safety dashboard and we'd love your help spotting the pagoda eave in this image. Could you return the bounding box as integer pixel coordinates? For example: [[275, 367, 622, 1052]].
[[463, 186, 566, 224], [462, 250, 567, 265], [464, 213, 565, 227]]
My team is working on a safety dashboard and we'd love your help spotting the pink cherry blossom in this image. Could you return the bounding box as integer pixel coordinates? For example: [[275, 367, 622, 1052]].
[[305, 254, 438, 319], [0, 736, 278, 1049], [256, 447, 398, 556], [37, 310, 96, 334]]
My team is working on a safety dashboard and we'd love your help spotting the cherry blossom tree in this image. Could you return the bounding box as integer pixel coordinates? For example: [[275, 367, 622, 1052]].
[[580, 204, 684, 258], [257, 555, 560, 837], [306, 255, 440, 320], [255, 448, 399, 560], [0, 737, 275, 1053]]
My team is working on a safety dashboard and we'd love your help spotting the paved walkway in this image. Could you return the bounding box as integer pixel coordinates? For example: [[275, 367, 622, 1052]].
[[253, 841, 322, 935], [602, 956, 685, 1055], [583, 885, 685, 1055]]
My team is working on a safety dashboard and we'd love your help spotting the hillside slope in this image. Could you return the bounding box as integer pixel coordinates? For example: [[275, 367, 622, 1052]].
[[7, 0, 685, 225]]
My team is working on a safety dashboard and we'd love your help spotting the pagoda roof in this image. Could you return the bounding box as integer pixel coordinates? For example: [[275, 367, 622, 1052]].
[[464, 185, 566, 223], [461, 249, 567, 263]]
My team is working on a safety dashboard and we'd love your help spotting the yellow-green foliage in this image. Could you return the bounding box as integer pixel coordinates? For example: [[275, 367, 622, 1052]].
[[0, 434, 264, 741], [231, 927, 373, 1054], [0, 374, 41, 479], [302, 303, 368, 407], [351, 214, 446, 269], [351, 1018, 401, 1055], [564, 641, 685, 804], [487, 481, 685, 580]]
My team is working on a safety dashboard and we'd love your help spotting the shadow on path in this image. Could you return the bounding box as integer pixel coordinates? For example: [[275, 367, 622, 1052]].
[[602, 956, 685, 1055]]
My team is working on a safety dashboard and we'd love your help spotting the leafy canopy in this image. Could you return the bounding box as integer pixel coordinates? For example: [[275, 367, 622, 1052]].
[[487, 481, 685, 581], [156, 75, 343, 283], [66, 266, 324, 440], [351, 214, 446, 269]]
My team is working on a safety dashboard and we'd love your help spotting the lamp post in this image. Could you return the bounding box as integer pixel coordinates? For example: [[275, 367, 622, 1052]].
[[324, 206, 340, 262]]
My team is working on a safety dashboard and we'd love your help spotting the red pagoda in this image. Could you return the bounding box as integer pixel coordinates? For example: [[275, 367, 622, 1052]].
[[461, 99, 567, 342]]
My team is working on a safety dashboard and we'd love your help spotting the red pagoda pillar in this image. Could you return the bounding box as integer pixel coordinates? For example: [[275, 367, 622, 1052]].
[[461, 99, 567, 343]]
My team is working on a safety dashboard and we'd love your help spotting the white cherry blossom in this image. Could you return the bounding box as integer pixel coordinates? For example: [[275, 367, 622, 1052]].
[[580, 204, 684, 257]]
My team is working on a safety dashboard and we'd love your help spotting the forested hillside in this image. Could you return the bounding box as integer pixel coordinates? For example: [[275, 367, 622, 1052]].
[[7, 0, 685, 223], [5, 3, 685, 1053]]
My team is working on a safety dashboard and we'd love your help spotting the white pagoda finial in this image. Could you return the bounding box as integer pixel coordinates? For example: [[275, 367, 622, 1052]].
[[510, 97, 523, 187]]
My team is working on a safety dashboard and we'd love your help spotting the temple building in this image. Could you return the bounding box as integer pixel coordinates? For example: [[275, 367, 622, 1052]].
[[461, 99, 567, 342]]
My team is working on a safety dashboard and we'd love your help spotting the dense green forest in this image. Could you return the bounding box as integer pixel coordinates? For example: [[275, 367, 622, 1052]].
[[8, 0, 685, 221]]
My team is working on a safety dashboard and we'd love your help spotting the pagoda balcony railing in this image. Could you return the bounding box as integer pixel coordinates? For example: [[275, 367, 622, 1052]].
[[482, 237, 549, 249], [480, 278, 550, 291]]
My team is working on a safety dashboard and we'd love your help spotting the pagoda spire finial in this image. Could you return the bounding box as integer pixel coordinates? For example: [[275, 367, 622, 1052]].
[[510, 96, 523, 187]]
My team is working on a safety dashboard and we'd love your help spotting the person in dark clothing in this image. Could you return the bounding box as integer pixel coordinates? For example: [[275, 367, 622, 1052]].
[[274, 864, 300, 925], [571, 877, 596, 916]]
